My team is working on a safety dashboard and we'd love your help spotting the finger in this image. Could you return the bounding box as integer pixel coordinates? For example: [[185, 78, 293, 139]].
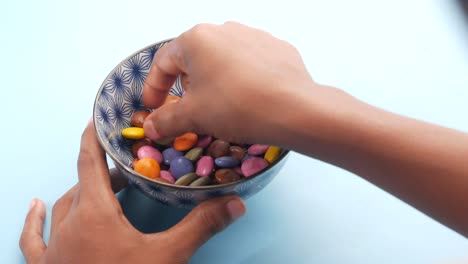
[[51, 184, 79, 229], [143, 99, 195, 140], [78, 122, 113, 199], [143, 37, 186, 109], [162, 196, 246, 256], [20, 199, 47, 264], [109, 168, 129, 193]]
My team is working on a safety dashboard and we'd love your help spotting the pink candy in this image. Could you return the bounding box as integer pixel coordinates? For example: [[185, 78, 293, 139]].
[[241, 157, 268, 177], [196, 156, 214, 177], [159, 170, 175, 183], [137, 146, 162, 164], [247, 144, 269, 156]]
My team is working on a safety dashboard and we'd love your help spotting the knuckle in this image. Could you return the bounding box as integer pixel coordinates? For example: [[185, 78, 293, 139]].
[[197, 207, 227, 236], [188, 23, 215, 40]]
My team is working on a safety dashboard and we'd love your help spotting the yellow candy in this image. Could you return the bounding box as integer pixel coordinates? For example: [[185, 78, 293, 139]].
[[122, 127, 145, 139], [264, 146, 281, 163]]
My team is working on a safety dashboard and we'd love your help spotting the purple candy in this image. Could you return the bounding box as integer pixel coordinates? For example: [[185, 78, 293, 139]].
[[162, 147, 183, 166], [196, 135, 213, 149], [247, 144, 270, 156], [169, 156, 194, 179], [215, 156, 240, 168]]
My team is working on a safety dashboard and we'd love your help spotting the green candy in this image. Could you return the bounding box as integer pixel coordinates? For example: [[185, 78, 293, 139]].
[[189, 176, 212, 187], [184, 147, 203, 162], [174, 173, 199, 186]]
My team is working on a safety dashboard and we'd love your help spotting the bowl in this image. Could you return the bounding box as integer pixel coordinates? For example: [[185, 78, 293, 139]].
[[93, 38, 290, 208]]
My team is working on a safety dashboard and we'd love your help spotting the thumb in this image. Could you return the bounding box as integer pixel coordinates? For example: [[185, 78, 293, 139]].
[[164, 196, 246, 255], [143, 99, 195, 140], [20, 199, 47, 264]]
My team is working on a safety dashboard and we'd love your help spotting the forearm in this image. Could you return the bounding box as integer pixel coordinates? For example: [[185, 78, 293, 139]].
[[281, 86, 468, 236]]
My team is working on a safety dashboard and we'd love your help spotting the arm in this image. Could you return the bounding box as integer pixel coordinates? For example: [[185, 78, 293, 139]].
[[283, 87, 468, 236], [142, 22, 468, 237]]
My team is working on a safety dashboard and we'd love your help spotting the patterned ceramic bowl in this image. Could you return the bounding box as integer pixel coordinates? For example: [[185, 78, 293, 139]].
[[93, 39, 290, 208]]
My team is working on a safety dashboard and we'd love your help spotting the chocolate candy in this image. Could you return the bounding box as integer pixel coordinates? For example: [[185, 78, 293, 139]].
[[131, 110, 150, 127], [170, 156, 194, 179], [215, 169, 241, 184], [207, 139, 230, 158]]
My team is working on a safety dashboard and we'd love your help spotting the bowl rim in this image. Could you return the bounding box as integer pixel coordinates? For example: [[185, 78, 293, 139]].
[[93, 38, 290, 190]]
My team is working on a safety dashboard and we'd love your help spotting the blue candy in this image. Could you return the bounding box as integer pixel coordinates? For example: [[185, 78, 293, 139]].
[[170, 156, 195, 179], [215, 156, 240, 168], [163, 147, 183, 166]]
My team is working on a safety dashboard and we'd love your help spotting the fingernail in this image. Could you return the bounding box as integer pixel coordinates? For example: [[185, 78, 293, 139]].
[[29, 199, 37, 210], [143, 121, 161, 140], [226, 199, 246, 221]]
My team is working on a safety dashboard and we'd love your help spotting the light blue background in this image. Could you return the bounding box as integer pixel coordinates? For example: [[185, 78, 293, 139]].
[[1, 0, 467, 263]]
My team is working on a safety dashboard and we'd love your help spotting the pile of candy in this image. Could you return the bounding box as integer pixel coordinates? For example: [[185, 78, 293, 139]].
[[121, 97, 282, 186]]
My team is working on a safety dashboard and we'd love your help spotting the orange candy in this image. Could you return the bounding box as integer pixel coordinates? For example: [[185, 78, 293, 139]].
[[164, 95, 180, 105], [134, 158, 160, 179], [173, 132, 198, 151]]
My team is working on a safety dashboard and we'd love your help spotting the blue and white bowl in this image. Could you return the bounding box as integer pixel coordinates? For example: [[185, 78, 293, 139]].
[[93, 38, 289, 208]]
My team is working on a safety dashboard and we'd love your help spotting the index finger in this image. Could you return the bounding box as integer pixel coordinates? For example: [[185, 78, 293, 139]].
[[143, 37, 186, 109], [77, 122, 114, 199]]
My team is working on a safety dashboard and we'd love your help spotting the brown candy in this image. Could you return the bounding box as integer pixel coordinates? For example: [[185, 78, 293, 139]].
[[229, 146, 245, 161], [131, 138, 153, 157], [206, 139, 230, 158], [131, 110, 150, 127], [215, 169, 241, 184]]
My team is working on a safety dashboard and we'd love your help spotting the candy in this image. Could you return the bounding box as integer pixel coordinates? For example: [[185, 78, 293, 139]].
[[264, 146, 281, 163], [196, 156, 214, 177], [229, 146, 245, 161], [215, 156, 240, 168], [175, 173, 198, 186], [132, 138, 153, 157], [247, 144, 269, 156], [137, 146, 162, 164], [122, 127, 145, 140], [134, 158, 160, 179], [174, 132, 198, 151], [196, 135, 212, 148], [185, 147, 203, 162], [131, 110, 150, 127], [162, 148, 183, 166], [159, 170, 175, 184], [207, 139, 230, 158], [189, 176, 212, 186], [215, 169, 241, 184], [124, 126, 283, 185], [233, 166, 243, 176], [170, 156, 194, 179], [155, 137, 174, 146], [241, 157, 268, 177]]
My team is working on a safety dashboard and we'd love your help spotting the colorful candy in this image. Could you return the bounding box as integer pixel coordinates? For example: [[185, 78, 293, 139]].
[[122, 127, 145, 140], [131, 110, 150, 127], [207, 139, 230, 158], [174, 132, 198, 151], [264, 146, 281, 163], [137, 146, 162, 164], [241, 157, 269, 177], [214, 156, 240, 168], [122, 103, 284, 186], [170, 156, 194, 179], [196, 156, 214, 177], [134, 158, 160, 179]]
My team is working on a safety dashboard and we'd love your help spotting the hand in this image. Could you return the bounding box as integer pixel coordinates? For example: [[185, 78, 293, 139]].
[[19, 123, 246, 264], [143, 22, 327, 144]]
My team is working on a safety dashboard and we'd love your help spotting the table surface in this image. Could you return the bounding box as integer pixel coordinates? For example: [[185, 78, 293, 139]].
[[1, 0, 468, 263]]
